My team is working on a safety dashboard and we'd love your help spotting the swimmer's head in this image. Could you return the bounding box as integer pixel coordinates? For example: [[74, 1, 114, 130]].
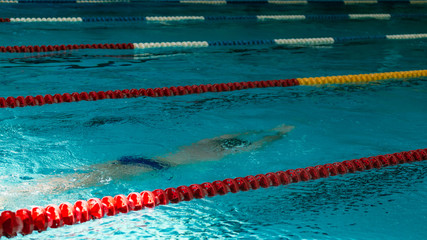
[[218, 138, 250, 150]]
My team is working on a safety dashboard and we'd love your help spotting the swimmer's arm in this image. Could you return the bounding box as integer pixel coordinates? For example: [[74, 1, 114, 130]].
[[161, 124, 294, 164]]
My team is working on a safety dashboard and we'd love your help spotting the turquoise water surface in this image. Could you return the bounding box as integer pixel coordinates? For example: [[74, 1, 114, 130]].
[[0, 2, 426, 239]]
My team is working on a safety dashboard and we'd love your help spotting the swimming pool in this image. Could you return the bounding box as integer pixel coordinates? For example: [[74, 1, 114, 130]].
[[0, 1, 426, 239]]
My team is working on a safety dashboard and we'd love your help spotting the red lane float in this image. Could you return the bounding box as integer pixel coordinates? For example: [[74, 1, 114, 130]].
[[0, 43, 134, 53], [1, 148, 426, 238], [0, 79, 299, 109]]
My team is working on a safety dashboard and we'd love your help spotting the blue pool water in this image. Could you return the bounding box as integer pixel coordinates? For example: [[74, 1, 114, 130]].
[[0, 2, 426, 239]]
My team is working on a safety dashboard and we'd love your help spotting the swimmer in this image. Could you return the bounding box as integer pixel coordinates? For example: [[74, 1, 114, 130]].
[[16, 124, 294, 194]]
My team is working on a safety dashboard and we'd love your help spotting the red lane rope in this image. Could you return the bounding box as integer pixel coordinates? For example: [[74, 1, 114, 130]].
[[0, 79, 299, 109], [1, 148, 426, 238], [0, 43, 134, 53]]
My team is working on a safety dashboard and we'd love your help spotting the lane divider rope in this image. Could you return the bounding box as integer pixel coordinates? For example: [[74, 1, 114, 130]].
[[1, 0, 427, 5], [0, 148, 425, 238], [1, 33, 427, 53], [1, 13, 426, 23], [0, 70, 426, 109]]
